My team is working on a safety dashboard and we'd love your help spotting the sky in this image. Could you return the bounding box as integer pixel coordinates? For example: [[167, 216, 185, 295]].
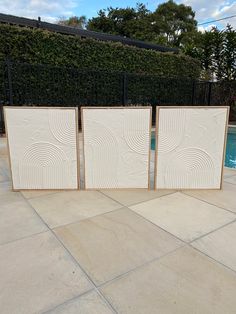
[[0, 0, 236, 30]]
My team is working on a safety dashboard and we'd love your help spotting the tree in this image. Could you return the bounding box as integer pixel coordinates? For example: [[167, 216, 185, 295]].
[[87, 1, 198, 47], [223, 24, 236, 80], [87, 3, 153, 41], [58, 16, 87, 29], [184, 24, 236, 81], [151, 0, 197, 47]]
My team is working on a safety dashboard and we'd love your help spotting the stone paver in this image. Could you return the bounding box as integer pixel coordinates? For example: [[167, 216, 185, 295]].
[[0, 158, 9, 182], [0, 181, 13, 196], [101, 189, 176, 206], [0, 193, 47, 245], [28, 190, 123, 228], [21, 189, 61, 199], [184, 182, 236, 213], [192, 221, 236, 272], [0, 138, 8, 156], [1, 135, 236, 314], [47, 291, 114, 314], [224, 175, 236, 185], [0, 231, 92, 314], [100, 246, 236, 314], [0, 168, 8, 182], [223, 167, 236, 178], [55, 208, 183, 285], [0, 156, 10, 178], [129, 192, 236, 242]]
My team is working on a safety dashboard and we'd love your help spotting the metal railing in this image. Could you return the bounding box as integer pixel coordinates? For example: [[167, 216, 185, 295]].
[[0, 59, 236, 134]]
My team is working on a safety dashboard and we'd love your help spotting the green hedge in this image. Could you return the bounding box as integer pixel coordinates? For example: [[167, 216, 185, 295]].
[[0, 24, 201, 78]]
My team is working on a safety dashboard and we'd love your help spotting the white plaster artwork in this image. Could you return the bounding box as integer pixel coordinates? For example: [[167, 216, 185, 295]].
[[82, 107, 151, 189], [4, 107, 79, 190], [155, 107, 228, 189]]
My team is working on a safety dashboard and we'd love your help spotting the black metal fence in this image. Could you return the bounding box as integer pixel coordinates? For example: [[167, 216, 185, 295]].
[[1, 60, 236, 134]]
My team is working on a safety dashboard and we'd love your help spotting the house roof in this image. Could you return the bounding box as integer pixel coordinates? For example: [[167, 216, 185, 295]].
[[0, 13, 179, 53]]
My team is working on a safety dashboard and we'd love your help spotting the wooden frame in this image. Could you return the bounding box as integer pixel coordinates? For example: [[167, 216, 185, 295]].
[[81, 106, 152, 190], [154, 106, 230, 190], [3, 106, 80, 191]]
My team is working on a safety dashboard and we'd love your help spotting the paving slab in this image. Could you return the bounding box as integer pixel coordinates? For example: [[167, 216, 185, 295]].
[[0, 156, 10, 178], [0, 168, 8, 182], [192, 221, 236, 272], [0, 181, 13, 196], [224, 175, 236, 185], [28, 190, 122, 228], [129, 192, 236, 242], [100, 246, 236, 314], [101, 189, 176, 206], [0, 193, 47, 245], [184, 182, 236, 213], [0, 138, 8, 156], [0, 158, 9, 182], [46, 290, 114, 314], [21, 190, 61, 199], [223, 167, 236, 178], [0, 231, 92, 314], [55, 208, 183, 285]]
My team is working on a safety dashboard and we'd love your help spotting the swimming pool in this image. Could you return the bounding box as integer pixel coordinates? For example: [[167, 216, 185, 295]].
[[151, 126, 236, 169]]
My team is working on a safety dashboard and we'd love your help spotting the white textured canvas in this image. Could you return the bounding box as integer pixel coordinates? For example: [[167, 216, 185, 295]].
[[4, 107, 79, 190], [155, 107, 228, 189], [82, 107, 151, 189]]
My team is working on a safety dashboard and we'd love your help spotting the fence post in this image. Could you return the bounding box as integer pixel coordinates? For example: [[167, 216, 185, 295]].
[[207, 81, 212, 106], [191, 80, 195, 105], [6, 58, 13, 105], [122, 73, 127, 105]]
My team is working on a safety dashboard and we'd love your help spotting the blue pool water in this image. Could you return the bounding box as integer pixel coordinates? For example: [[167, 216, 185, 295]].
[[151, 127, 236, 169]]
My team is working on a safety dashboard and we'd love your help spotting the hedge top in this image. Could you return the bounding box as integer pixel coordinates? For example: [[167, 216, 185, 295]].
[[0, 13, 178, 53], [0, 23, 201, 78]]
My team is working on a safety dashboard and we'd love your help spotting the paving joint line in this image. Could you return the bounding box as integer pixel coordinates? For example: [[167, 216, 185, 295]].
[[180, 191, 236, 215], [97, 244, 188, 289], [51, 227, 98, 288], [126, 206, 187, 244], [189, 244, 236, 276], [41, 288, 95, 314], [189, 217, 236, 244], [51, 205, 125, 230], [98, 189, 178, 210], [223, 180, 236, 187], [0, 229, 49, 248]]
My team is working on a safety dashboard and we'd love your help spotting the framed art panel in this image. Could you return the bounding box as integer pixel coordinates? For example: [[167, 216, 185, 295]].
[[155, 106, 229, 190], [4, 106, 79, 190], [82, 107, 152, 189]]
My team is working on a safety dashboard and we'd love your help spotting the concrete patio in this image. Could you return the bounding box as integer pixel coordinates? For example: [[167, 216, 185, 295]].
[[1, 137, 236, 314]]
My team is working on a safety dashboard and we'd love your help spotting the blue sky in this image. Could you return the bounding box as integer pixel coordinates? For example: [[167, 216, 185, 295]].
[[0, 0, 236, 30]]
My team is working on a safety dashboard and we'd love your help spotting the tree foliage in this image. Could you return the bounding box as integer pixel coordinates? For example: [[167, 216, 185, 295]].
[[87, 3, 154, 41], [185, 25, 236, 81], [151, 0, 197, 46], [58, 16, 87, 29], [87, 1, 198, 47], [0, 23, 201, 79]]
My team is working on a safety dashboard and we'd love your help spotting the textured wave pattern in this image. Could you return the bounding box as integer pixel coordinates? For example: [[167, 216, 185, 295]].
[[49, 109, 76, 147], [156, 107, 228, 189], [83, 108, 151, 189], [158, 108, 186, 154], [5, 108, 78, 189], [19, 142, 71, 189], [85, 120, 119, 188], [123, 110, 150, 155], [164, 148, 215, 189]]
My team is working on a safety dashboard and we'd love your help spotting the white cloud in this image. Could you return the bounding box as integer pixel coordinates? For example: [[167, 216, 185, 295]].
[[198, 24, 217, 33], [178, 0, 236, 29], [0, 0, 79, 22]]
